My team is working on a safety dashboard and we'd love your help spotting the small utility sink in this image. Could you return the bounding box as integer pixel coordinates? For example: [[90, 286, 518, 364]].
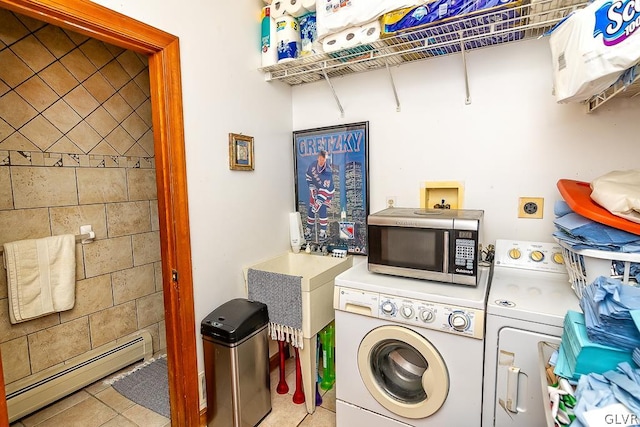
[[244, 251, 353, 415], [246, 251, 353, 292]]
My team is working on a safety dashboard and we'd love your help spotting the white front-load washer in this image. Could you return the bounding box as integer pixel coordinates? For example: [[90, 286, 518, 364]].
[[334, 261, 490, 426], [481, 240, 581, 427]]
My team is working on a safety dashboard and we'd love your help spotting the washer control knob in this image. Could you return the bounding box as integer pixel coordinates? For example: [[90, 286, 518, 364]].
[[553, 252, 564, 265], [449, 312, 470, 331], [419, 308, 435, 323], [381, 300, 396, 316], [508, 248, 521, 259], [400, 305, 414, 319], [530, 250, 545, 262]]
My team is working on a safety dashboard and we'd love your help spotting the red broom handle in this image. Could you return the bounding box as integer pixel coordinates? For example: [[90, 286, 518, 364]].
[[293, 347, 305, 404], [276, 340, 289, 394]]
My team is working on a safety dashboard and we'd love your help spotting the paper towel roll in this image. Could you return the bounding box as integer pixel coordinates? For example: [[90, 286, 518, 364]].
[[286, 0, 308, 17], [358, 20, 381, 44], [275, 15, 301, 63], [341, 26, 361, 49], [261, 6, 278, 67], [271, 0, 286, 18], [322, 33, 343, 53], [301, 0, 316, 11]]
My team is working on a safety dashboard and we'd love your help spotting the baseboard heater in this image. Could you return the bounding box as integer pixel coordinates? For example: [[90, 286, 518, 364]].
[[6, 331, 153, 423]]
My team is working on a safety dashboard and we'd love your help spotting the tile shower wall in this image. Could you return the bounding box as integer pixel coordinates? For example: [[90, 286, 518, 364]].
[[0, 9, 164, 387]]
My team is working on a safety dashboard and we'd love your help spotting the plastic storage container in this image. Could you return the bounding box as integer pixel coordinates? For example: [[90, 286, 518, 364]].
[[556, 239, 640, 299], [201, 298, 271, 427]]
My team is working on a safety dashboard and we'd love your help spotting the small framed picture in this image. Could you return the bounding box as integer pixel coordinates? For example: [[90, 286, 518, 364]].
[[229, 133, 254, 171]]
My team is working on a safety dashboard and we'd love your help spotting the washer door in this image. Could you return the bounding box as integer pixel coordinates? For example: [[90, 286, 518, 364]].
[[357, 325, 449, 419]]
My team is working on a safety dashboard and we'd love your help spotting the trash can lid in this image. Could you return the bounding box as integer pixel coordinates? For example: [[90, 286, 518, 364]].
[[201, 298, 269, 344]]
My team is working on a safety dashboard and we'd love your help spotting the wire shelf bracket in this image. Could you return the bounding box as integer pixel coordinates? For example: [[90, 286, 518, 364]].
[[460, 32, 472, 105], [322, 67, 345, 118], [386, 62, 401, 112]]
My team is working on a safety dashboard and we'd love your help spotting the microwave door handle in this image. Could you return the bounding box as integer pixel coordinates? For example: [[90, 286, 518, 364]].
[[443, 231, 449, 273]]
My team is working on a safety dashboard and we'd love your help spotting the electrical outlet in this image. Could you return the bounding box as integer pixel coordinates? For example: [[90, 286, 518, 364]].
[[198, 371, 207, 409], [518, 197, 544, 219], [386, 196, 397, 208]]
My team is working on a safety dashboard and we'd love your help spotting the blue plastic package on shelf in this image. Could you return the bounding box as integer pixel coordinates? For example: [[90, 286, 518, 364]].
[[381, 0, 526, 57]]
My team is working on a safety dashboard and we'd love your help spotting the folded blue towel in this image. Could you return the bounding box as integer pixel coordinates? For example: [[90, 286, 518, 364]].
[[571, 362, 640, 426], [580, 277, 640, 351]]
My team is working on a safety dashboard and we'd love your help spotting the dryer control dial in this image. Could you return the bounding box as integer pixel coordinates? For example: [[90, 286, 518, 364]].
[[552, 252, 564, 265], [449, 311, 470, 332], [400, 305, 414, 319], [530, 250, 545, 262], [380, 300, 397, 316], [419, 308, 435, 323]]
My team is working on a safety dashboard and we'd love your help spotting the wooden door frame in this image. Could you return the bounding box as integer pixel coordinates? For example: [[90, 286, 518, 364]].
[[0, 1, 198, 426]]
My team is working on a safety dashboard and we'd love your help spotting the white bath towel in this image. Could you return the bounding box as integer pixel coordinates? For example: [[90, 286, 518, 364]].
[[3, 235, 76, 324]]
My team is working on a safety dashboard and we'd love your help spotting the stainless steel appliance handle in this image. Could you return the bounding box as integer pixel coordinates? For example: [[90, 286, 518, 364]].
[[443, 231, 449, 273]]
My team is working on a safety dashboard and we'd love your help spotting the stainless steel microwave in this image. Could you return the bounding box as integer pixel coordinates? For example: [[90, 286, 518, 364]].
[[367, 207, 484, 286]]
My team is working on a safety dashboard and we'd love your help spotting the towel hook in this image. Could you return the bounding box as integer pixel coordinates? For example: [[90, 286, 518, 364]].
[[79, 225, 96, 244]]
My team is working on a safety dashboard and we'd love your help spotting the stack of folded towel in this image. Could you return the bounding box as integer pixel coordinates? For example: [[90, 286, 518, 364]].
[[580, 276, 640, 351], [3, 235, 76, 324], [555, 310, 634, 381], [553, 199, 640, 250]]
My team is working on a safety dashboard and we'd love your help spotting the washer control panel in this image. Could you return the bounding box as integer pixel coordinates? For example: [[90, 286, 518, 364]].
[[335, 286, 484, 339], [494, 239, 566, 273]]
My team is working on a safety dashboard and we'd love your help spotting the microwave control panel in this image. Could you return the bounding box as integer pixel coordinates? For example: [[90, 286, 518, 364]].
[[451, 229, 478, 276]]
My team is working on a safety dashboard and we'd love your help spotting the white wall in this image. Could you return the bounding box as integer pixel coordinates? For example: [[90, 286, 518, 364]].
[[292, 38, 640, 246], [89, 0, 640, 375], [91, 0, 295, 371]]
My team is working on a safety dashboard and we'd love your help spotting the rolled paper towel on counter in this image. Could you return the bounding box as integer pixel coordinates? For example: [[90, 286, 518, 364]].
[[275, 15, 301, 63], [271, 0, 286, 18], [358, 20, 381, 44], [261, 6, 278, 67], [301, 0, 316, 11], [286, 0, 309, 17]]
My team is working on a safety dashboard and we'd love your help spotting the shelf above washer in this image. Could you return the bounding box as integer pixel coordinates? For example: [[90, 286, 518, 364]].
[[260, 0, 588, 86], [261, 0, 639, 113]]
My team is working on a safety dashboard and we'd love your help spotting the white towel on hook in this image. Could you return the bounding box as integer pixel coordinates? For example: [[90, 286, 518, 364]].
[[3, 235, 76, 324]]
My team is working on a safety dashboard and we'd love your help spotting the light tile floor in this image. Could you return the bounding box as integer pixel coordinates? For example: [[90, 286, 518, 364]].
[[9, 353, 335, 427], [261, 354, 336, 427]]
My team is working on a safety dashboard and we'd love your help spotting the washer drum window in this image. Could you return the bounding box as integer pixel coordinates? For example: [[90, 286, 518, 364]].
[[357, 325, 450, 419]]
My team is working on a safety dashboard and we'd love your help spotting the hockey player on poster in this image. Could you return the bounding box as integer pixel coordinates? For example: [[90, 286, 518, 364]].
[[305, 150, 334, 242]]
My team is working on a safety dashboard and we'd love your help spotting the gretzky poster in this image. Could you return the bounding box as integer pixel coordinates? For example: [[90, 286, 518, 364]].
[[293, 122, 369, 255]]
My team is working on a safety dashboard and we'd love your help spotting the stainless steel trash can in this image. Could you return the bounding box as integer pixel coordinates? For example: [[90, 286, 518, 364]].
[[202, 298, 271, 427]]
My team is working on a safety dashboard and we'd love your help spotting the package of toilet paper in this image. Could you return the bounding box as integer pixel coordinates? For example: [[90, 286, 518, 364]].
[[380, 0, 520, 36], [548, 0, 640, 103], [316, 0, 424, 38]]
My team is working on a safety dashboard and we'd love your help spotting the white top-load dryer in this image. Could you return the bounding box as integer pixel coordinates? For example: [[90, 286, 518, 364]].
[[482, 240, 580, 427]]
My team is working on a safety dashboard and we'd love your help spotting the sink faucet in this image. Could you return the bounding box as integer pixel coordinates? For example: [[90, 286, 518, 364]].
[[304, 242, 328, 256]]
